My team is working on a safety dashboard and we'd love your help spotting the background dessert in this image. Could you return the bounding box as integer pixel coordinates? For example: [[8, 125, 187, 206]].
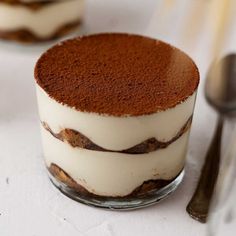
[[35, 33, 199, 208], [0, 0, 84, 42]]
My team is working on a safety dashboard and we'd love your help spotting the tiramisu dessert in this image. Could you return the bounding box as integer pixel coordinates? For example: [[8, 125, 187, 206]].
[[35, 33, 199, 209], [0, 0, 84, 43]]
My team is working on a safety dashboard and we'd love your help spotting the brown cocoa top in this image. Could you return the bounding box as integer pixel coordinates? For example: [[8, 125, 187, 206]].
[[35, 33, 199, 116]]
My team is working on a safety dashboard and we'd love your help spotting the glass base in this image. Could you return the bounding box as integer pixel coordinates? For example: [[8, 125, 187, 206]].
[[48, 170, 184, 210]]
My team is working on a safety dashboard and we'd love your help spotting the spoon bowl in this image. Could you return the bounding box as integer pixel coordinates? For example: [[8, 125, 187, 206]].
[[205, 54, 236, 114]]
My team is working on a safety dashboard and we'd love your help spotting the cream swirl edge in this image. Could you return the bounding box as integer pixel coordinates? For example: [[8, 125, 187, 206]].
[[0, 0, 84, 38], [36, 85, 196, 150]]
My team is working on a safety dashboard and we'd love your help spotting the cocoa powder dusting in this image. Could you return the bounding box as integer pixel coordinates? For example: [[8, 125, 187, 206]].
[[35, 33, 199, 116]]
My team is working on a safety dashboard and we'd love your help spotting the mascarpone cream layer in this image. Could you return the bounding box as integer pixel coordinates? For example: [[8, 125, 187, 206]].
[[36, 85, 196, 151], [0, 0, 84, 38], [42, 126, 190, 197]]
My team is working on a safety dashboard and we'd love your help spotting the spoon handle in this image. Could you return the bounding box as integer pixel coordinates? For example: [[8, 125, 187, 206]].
[[186, 116, 224, 223]]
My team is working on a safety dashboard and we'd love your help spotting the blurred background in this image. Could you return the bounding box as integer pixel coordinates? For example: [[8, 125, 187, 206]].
[[0, 0, 236, 235]]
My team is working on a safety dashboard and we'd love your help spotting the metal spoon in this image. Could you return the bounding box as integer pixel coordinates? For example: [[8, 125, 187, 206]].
[[186, 54, 236, 223]]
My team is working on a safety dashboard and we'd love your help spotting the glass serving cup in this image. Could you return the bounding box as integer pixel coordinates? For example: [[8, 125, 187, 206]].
[[35, 33, 199, 209], [36, 86, 198, 210], [0, 0, 85, 43]]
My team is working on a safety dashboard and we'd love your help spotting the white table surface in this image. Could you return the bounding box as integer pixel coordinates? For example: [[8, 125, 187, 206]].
[[0, 0, 236, 235]]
